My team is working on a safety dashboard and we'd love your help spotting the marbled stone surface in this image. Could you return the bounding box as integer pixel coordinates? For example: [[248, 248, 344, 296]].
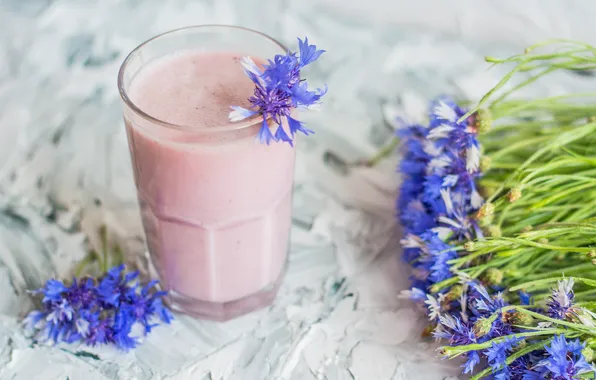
[[1, 1, 595, 379]]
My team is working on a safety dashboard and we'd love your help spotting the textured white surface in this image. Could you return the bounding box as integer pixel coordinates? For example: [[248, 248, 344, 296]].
[[1, 1, 595, 379]]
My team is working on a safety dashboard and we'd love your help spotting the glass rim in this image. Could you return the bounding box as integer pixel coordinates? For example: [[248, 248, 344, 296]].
[[117, 24, 286, 132]]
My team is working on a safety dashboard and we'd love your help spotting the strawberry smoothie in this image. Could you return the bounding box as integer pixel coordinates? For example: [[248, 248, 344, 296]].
[[118, 29, 294, 320]]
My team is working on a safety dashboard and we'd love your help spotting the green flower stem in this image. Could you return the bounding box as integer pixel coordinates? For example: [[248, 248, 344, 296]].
[[491, 93, 596, 119], [511, 277, 596, 293], [439, 329, 569, 357], [470, 237, 593, 253], [510, 306, 596, 334], [429, 277, 459, 293], [364, 137, 399, 167], [531, 183, 596, 210], [487, 137, 551, 163], [523, 263, 595, 281], [113, 242, 124, 267], [74, 250, 99, 278], [469, 340, 550, 380], [487, 124, 596, 204], [99, 225, 109, 273], [462, 43, 596, 119], [573, 288, 596, 300]]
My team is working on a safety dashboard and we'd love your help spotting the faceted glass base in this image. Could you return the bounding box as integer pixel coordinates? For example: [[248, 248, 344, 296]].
[[166, 268, 285, 321]]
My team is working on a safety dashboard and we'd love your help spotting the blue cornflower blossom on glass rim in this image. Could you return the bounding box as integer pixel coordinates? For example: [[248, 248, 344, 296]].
[[536, 335, 593, 379], [23, 265, 173, 351], [229, 37, 327, 145]]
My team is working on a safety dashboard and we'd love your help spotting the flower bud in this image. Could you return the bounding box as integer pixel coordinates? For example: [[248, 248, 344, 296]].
[[445, 285, 463, 302], [592, 259, 596, 266], [514, 339, 527, 351], [582, 347, 594, 363], [473, 318, 493, 338], [479, 214, 494, 227], [509, 311, 534, 326], [508, 187, 522, 203], [464, 241, 475, 252], [477, 202, 495, 220], [474, 109, 492, 133], [480, 156, 492, 172], [538, 238, 549, 245], [488, 225, 502, 237], [522, 225, 533, 233], [482, 268, 504, 286], [421, 323, 435, 338], [588, 250, 596, 259]]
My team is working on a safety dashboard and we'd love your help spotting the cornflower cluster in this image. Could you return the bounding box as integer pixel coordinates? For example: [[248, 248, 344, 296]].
[[24, 265, 172, 351], [398, 97, 595, 379]]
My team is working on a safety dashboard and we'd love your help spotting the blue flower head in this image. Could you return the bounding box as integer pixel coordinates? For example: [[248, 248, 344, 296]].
[[536, 335, 593, 379], [434, 314, 480, 374], [484, 337, 521, 374], [547, 278, 575, 320], [24, 266, 173, 351], [229, 37, 326, 145]]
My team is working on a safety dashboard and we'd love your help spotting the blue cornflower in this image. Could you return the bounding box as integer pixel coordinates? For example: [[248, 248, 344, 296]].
[[427, 96, 480, 173], [423, 174, 444, 203], [398, 176, 425, 213], [400, 200, 435, 236], [97, 264, 140, 307], [467, 283, 512, 340], [37, 279, 68, 302], [24, 265, 172, 351], [419, 232, 457, 283], [500, 355, 548, 380], [470, 283, 508, 316], [400, 138, 430, 175], [429, 96, 467, 127], [229, 37, 326, 145], [547, 279, 576, 320], [434, 314, 480, 374], [485, 337, 521, 374], [536, 335, 593, 379]]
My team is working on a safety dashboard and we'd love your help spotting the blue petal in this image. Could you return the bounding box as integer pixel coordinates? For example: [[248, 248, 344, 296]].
[[257, 118, 276, 144], [42, 279, 68, 302], [229, 106, 257, 122], [298, 37, 325, 67], [23, 310, 45, 331], [463, 351, 480, 374], [124, 271, 140, 283], [262, 54, 298, 89], [142, 280, 160, 297], [292, 82, 326, 107], [274, 125, 293, 146], [287, 116, 314, 137], [107, 264, 125, 279]]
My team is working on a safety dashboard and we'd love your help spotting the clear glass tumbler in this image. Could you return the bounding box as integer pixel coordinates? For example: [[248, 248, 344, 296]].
[[117, 26, 294, 321]]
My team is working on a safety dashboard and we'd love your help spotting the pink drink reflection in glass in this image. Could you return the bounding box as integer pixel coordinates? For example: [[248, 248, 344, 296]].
[[118, 26, 294, 321]]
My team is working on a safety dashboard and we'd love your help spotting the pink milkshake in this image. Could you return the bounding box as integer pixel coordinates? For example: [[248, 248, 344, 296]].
[[118, 26, 294, 320]]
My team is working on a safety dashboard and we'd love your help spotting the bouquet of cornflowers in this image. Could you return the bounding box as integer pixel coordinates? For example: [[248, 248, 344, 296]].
[[396, 40, 596, 379], [24, 226, 173, 351]]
